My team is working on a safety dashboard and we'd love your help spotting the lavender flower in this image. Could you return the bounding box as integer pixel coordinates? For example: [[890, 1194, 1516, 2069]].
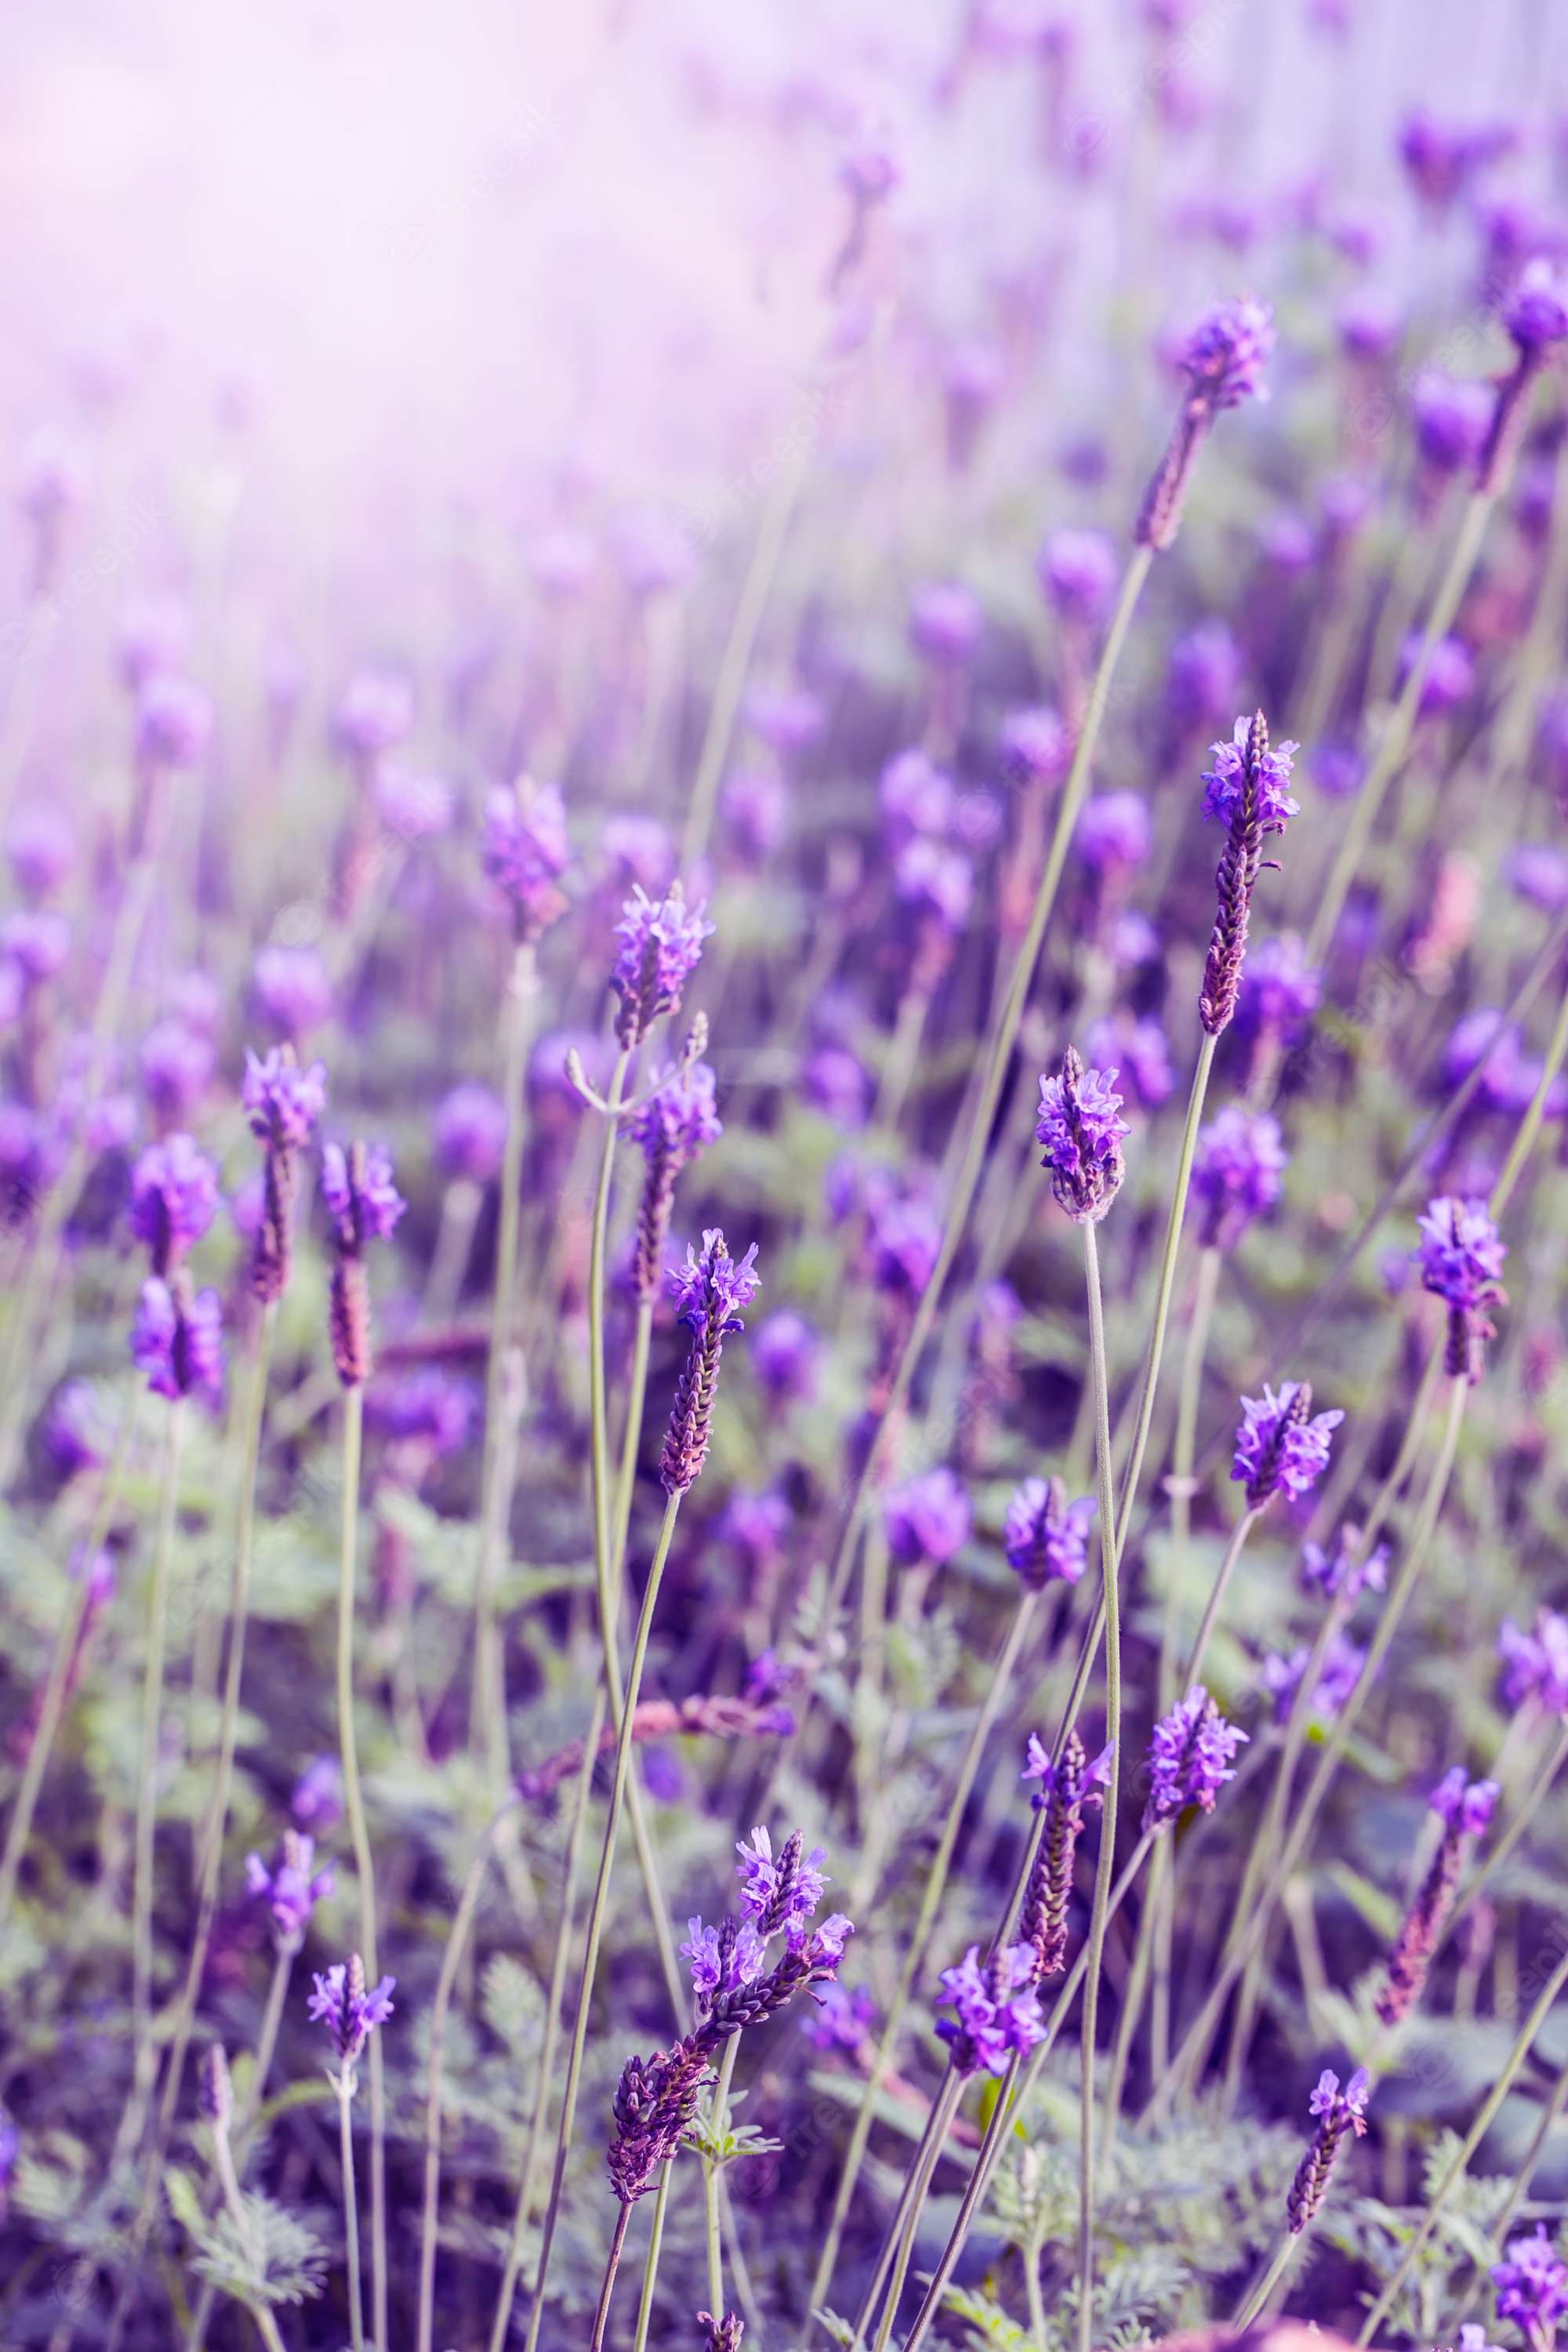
[[1036, 1047, 1128, 1223], [252, 943, 333, 1040], [481, 776, 571, 940], [608, 2040, 714, 2206], [41, 1380, 111, 1480], [433, 1082, 506, 1185], [1377, 1770, 1500, 2025], [735, 1827, 829, 1938], [1285, 2068, 1370, 2231], [1492, 2228, 1568, 2347], [140, 1021, 216, 1127], [883, 1466, 971, 1566], [935, 1944, 1046, 2075], [1000, 705, 1068, 786], [866, 1187, 942, 1293], [126, 1134, 220, 1279], [1199, 713, 1300, 1035], [909, 579, 983, 664], [751, 1308, 818, 1404], [1498, 1608, 1568, 1716], [682, 1916, 767, 2004], [1398, 632, 1474, 715], [292, 1756, 344, 1831], [1506, 258, 1568, 352], [322, 1141, 406, 1388], [1300, 1526, 1388, 1605], [628, 1040, 722, 1302], [1415, 1196, 1508, 1383], [375, 762, 452, 843], [307, 1953, 395, 2069], [895, 837, 974, 931], [1003, 1477, 1096, 1589], [1143, 1686, 1248, 1829], [1136, 297, 1276, 552], [1231, 1381, 1343, 1507], [1083, 1014, 1173, 1110], [1036, 528, 1117, 622], [243, 1046, 328, 1303], [612, 882, 715, 1047], [1235, 934, 1322, 1054], [135, 674, 212, 772], [1019, 1730, 1111, 1981], [6, 804, 74, 901], [2, 910, 71, 982], [130, 1275, 224, 1401], [1191, 1106, 1289, 1250], [800, 1980, 877, 2053], [1260, 1632, 1368, 1725], [1076, 791, 1152, 874], [1166, 619, 1243, 737], [245, 1832, 335, 1947], [1411, 371, 1494, 475], [880, 748, 956, 840], [332, 669, 412, 760], [660, 1229, 760, 1494]]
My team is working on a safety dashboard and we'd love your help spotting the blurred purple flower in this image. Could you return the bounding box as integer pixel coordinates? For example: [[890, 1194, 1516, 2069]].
[[751, 1308, 819, 1404], [1076, 790, 1151, 873], [1337, 287, 1401, 361], [140, 1022, 216, 1127], [880, 748, 956, 840], [42, 1380, 111, 1480], [742, 685, 826, 755], [722, 1488, 790, 1567], [127, 1134, 220, 1276], [483, 777, 570, 935], [1429, 1765, 1499, 1837], [322, 1141, 406, 1249], [241, 1047, 328, 1149], [131, 1276, 224, 1401], [612, 507, 696, 598], [366, 1367, 476, 1458], [332, 668, 413, 760], [1259, 511, 1317, 572], [800, 1979, 877, 2053], [1309, 742, 1364, 800], [895, 837, 974, 929], [375, 763, 452, 843], [1261, 1630, 1368, 1722], [1178, 296, 1276, 408], [909, 580, 983, 664], [246, 1832, 334, 1945], [1505, 257, 1568, 351], [292, 1755, 344, 1831], [1191, 1106, 1289, 1250], [866, 1186, 942, 1293], [1492, 2229, 1568, 2340], [253, 944, 333, 1040], [884, 1465, 971, 1565], [601, 814, 677, 893], [1300, 1526, 1388, 1604], [1236, 934, 1321, 1048], [999, 704, 1069, 786], [434, 1083, 507, 1185], [1498, 1608, 1568, 1715], [1037, 528, 1117, 621], [135, 675, 212, 771], [1398, 632, 1474, 714], [1166, 619, 1243, 736], [1083, 1014, 1173, 1109], [1003, 1476, 1095, 1588], [1398, 111, 1515, 216], [804, 1046, 872, 1130], [721, 766, 789, 862], [116, 593, 192, 691], [1410, 371, 1494, 474], [1504, 844, 1568, 913], [6, 805, 74, 902], [2, 909, 71, 982], [1414, 1196, 1506, 1312]]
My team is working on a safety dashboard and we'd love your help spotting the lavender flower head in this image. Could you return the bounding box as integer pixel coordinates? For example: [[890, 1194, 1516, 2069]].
[[883, 1465, 971, 1566], [735, 1827, 829, 1940], [1412, 371, 1494, 476], [1377, 1769, 1501, 2027], [1492, 2228, 1568, 2344], [1036, 528, 1117, 622], [242, 1047, 328, 1150], [332, 669, 413, 760], [482, 775, 570, 939], [908, 579, 983, 664], [1286, 2068, 1370, 2231], [323, 1141, 406, 1387], [1020, 1730, 1112, 1982], [801, 1980, 877, 2053], [1201, 715, 1300, 831], [1498, 1608, 1568, 1716], [1136, 298, 1276, 552], [307, 1953, 395, 2070], [1004, 1476, 1096, 1588], [627, 1040, 723, 1302], [682, 1917, 766, 2005], [1506, 258, 1568, 354], [612, 882, 715, 1047], [131, 1276, 224, 1402], [140, 1021, 216, 1127], [661, 1229, 760, 1494], [1300, 1525, 1388, 1605], [292, 1755, 344, 1831], [252, 943, 333, 1040], [245, 1831, 335, 1946], [1198, 713, 1299, 1037], [935, 1945, 1046, 2076], [1190, 1105, 1288, 1250], [1231, 1380, 1343, 1508], [6, 804, 74, 902], [135, 674, 212, 772], [750, 1308, 819, 1404], [126, 1133, 220, 1279], [1036, 1047, 1128, 1224], [1077, 791, 1152, 874], [1429, 1765, 1500, 1838], [433, 1082, 506, 1185], [1414, 1196, 1508, 1383], [1143, 1686, 1248, 1829]]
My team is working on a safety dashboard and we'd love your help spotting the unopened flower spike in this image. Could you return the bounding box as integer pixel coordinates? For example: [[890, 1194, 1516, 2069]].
[[627, 1029, 722, 1303], [1198, 711, 1300, 1037], [660, 1229, 760, 1494], [1285, 2067, 1370, 2231], [1481, 260, 1568, 493], [1136, 296, 1276, 554], [1036, 1045, 1129, 1223], [322, 1138, 406, 1388], [1019, 1729, 1111, 1982], [1376, 1768, 1499, 2024], [241, 1043, 328, 1303]]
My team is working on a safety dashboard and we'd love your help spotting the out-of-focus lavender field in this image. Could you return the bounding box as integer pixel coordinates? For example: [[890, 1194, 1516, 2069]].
[[8, 6, 1568, 2350]]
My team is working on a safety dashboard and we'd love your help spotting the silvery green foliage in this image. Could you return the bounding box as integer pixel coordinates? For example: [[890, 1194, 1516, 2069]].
[[1319, 2129, 1515, 2344], [165, 2167, 328, 2309]]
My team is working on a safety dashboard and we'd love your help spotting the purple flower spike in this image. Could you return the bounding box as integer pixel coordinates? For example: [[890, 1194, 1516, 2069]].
[[131, 1275, 225, 1402], [245, 1831, 335, 1947], [1036, 1047, 1128, 1224], [135, 674, 212, 772], [242, 1047, 328, 1150], [1507, 258, 1568, 354], [1037, 528, 1117, 622], [751, 1308, 819, 1404], [252, 944, 333, 1040], [629, 1051, 723, 1301], [1429, 1766, 1500, 1838], [127, 1133, 220, 1278], [322, 1142, 405, 1249], [1414, 1196, 1508, 1384], [1003, 1476, 1096, 1589], [935, 1944, 1046, 2077], [682, 1917, 766, 2004], [307, 1953, 395, 2068], [884, 1465, 971, 1566], [1191, 1105, 1288, 1251], [735, 1827, 829, 1938], [1201, 717, 1300, 833], [1137, 299, 1275, 553], [1143, 1686, 1248, 1829], [1231, 1380, 1343, 1508], [433, 1083, 507, 1185], [661, 1229, 760, 1494], [1300, 1525, 1388, 1605], [1493, 2228, 1568, 2341], [611, 882, 715, 1047], [1287, 2067, 1370, 2233], [1077, 790, 1152, 874], [292, 1756, 344, 1831], [1498, 1608, 1568, 1716], [482, 776, 571, 939], [1377, 1767, 1502, 2026]]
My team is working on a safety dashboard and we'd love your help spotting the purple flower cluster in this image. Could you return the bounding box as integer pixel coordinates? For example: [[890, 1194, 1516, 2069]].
[[1260, 1632, 1367, 1726], [1142, 1686, 1248, 1829], [1299, 1525, 1388, 1605], [1036, 1048, 1128, 1224], [131, 1276, 224, 1403], [1286, 2067, 1370, 2232], [246, 1832, 335, 1947], [1415, 1196, 1508, 1383], [611, 882, 714, 1047], [482, 776, 571, 938], [884, 1465, 971, 1566], [308, 1954, 396, 2069], [935, 1944, 1046, 2076], [661, 1229, 761, 1494], [1135, 299, 1276, 552], [1498, 1608, 1568, 1716], [1201, 717, 1301, 833], [736, 1825, 830, 1937], [1003, 1476, 1096, 1588], [1191, 1105, 1288, 1251], [1231, 1380, 1343, 1508], [1492, 2228, 1568, 2341], [127, 1133, 220, 1279]]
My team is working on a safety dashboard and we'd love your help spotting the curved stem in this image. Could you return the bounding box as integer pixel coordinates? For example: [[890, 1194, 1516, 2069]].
[[334, 1383, 385, 2347], [522, 1488, 684, 2352], [1181, 1506, 1261, 1693], [851, 2064, 959, 2348], [1232, 2229, 1303, 2329], [159, 1307, 278, 2136], [418, 1803, 511, 2352], [867, 2071, 964, 2352], [589, 2202, 633, 2352], [807, 1588, 1041, 2309], [631, 2160, 673, 2352], [131, 1396, 186, 2125], [1076, 1217, 1123, 2352], [822, 545, 1155, 1621], [234, 1935, 301, 2155], [705, 2031, 742, 2321], [488, 1681, 608, 2352], [612, 1300, 655, 1585]]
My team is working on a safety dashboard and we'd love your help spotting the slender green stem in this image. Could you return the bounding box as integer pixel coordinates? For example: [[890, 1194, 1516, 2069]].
[[418, 1804, 511, 2352], [1232, 2229, 1303, 2328], [234, 1934, 301, 2154], [488, 1682, 608, 2352], [807, 1588, 1041, 2309], [1076, 1217, 1123, 2352], [1356, 1935, 1568, 2344], [523, 1489, 684, 2352], [632, 2160, 673, 2352], [1494, 959, 1568, 1214], [590, 2201, 634, 2352], [339, 2078, 367, 2352], [0, 1388, 140, 1932], [705, 2031, 742, 2321], [822, 544, 1155, 1620], [334, 1383, 386, 2350], [1181, 1506, 1261, 1693], [896, 1830, 1158, 2352], [159, 1307, 278, 2135], [131, 1396, 186, 2120], [612, 1300, 655, 1583], [868, 2072, 964, 2352], [1156, 1377, 1468, 2114], [851, 2066, 960, 2347], [1305, 488, 1494, 970], [1448, 2038, 1568, 2335], [474, 939, 538, 1781]]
